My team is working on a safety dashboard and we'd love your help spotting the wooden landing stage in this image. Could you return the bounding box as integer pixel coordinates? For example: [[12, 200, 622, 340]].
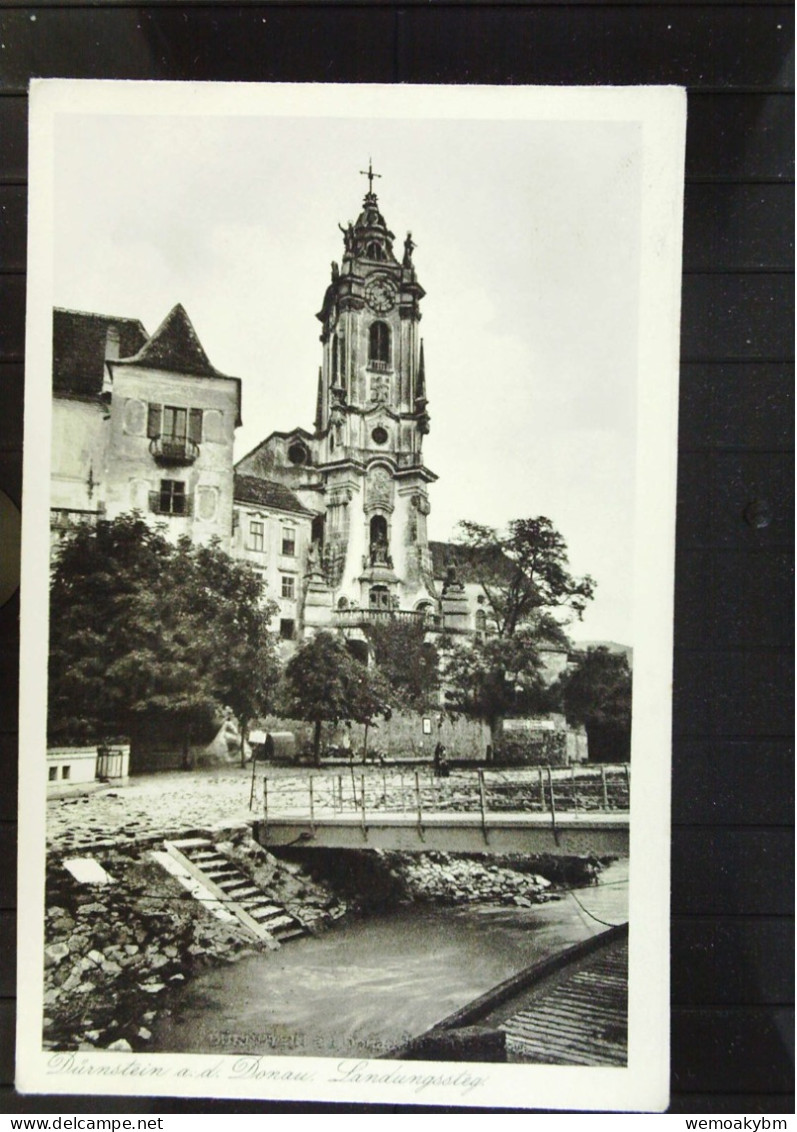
[[254, 810, 629, 855], [393, 923, 628, 1066]]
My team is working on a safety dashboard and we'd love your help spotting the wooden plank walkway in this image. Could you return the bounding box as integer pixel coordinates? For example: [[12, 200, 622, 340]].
[[498, 937, 628, 1065]]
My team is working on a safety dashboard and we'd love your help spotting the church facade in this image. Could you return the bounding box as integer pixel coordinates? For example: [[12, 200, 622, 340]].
[[235, 173, 472, 640], [48, 175, 497, 645]]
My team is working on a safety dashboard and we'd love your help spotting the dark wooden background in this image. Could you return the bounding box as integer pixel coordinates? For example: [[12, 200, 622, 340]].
[[0, 1, 793, 1115]]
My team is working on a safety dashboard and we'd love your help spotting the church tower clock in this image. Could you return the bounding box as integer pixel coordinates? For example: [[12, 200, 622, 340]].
[[313, 164, 437, 615]]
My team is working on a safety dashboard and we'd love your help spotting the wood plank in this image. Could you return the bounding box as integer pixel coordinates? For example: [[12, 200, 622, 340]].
[[0, 277, 25, 362], [0, 97, 27, 184], [0, 909, 14, 998], [0, 649, 20, 737], [0, 824, 17, 912], [0, 998, 13, 1087], [669, 1093, 796, 1114], [0, 738, 17, 821]]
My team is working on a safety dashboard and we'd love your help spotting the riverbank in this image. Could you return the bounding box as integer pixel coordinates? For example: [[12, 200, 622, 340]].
[[44, 766, 617, 1053], [43, 833, 349, 1052], [43, 832, 592, 1052]]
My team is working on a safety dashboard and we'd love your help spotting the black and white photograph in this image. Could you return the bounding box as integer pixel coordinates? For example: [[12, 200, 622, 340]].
[[17, 81, 684, 1111]]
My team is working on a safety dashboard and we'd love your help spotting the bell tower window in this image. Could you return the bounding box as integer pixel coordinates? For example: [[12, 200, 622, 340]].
[[369, 584, 390, 610], [369, 322, 391, 366]]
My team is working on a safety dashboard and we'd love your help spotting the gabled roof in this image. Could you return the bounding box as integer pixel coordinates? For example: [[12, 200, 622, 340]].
[[113, 304, 231, 381], [53, 308, 149, 397], [234, 473, 312, 517], [107, 304, 242, 426]]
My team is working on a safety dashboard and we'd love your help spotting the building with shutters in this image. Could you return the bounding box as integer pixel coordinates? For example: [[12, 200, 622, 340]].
[[50, 177, 498, 645], [51, 303, 241, 548]]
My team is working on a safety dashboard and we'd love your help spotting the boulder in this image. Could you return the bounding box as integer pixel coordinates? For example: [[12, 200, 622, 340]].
[[106, 1038, 132, 1052], [45, 943, 70, 967]]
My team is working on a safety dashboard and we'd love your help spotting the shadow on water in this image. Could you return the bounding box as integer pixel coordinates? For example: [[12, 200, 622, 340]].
[[151, 860, 628, 1060]]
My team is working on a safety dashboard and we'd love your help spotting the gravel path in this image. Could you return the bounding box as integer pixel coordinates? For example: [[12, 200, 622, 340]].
[[47, 763, 627, 852], [47, 767, 267, 852]]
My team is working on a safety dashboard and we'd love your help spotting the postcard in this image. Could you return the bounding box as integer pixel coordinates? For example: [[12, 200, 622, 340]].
[[18, 80, 685, 1111]]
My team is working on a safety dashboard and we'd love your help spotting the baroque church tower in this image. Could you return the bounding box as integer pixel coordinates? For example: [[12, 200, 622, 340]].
[[235, 166, 440, 633], [312, 164, 437, 615]]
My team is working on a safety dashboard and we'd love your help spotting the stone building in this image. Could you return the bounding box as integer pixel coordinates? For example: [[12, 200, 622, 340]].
[[235, 174, 440, 638], [51, 304, 241, 548], [232, 473, 313, 647]]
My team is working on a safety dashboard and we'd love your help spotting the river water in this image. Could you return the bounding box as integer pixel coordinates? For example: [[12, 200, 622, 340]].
[[152, 859, 628, 1060]]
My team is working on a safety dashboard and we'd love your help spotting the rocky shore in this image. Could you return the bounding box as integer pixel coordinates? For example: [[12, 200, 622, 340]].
[[44, 824, 602, 1053], [377, 851, 558, 906], [43, 834, 347, 1053]]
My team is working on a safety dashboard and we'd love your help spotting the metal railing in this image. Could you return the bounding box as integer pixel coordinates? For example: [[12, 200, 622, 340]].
[[332, 607, 428, 628], [256, 764, 631, 823], [149, 436, 200, 465]]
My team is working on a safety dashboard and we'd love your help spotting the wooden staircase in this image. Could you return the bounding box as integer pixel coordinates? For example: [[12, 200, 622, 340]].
[[163, 837, 308, 949]]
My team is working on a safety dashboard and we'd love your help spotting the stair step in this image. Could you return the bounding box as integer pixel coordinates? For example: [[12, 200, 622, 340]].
[[273, 927, 306, 941], [248, 904, 285, 919], [258, 914, 296, 930], [162, 837, 307, 947]]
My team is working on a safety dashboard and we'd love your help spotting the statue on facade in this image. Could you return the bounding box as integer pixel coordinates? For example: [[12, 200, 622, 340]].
[[370, 532, 392, 568], [338, 222, 355, 253], [442, 561, 464, 594], [403, 231, 416, 267]]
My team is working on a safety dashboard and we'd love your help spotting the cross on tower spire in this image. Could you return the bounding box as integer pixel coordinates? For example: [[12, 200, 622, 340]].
[[359, 158, 381, 196]]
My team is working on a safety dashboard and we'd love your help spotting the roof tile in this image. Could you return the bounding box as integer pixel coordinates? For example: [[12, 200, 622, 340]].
[[234, 474, 312, 517]]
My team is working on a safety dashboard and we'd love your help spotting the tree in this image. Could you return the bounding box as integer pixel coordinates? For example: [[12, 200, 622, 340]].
[[48, 514, 280, 763], [557, 647, 633, 762], [454, 517, 595, 638], [442, 629, 556, 755], [441, 517, 595, 757], [362, 619, 440, 712], [279, 632, 392, 766]]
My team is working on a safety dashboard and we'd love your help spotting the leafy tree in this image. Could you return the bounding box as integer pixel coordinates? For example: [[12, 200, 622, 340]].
[[442, 629, 556, 755], [48, 514, 279, 764], [279, 632, 392, 766], [440, 517, 594, 759], [455, 517, 595, 638], [362, 619, 440, 712], [557, 646, 633, 762]]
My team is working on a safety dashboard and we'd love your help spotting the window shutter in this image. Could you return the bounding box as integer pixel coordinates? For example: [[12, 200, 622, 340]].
[[184, 492, 194, 518], [147, 403, 162, 438], [188, 408, 203, 443], [148, 490, 160, 514]]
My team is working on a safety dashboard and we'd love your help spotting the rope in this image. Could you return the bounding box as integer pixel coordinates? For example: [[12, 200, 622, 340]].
[[566, 885, 624, 930]]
